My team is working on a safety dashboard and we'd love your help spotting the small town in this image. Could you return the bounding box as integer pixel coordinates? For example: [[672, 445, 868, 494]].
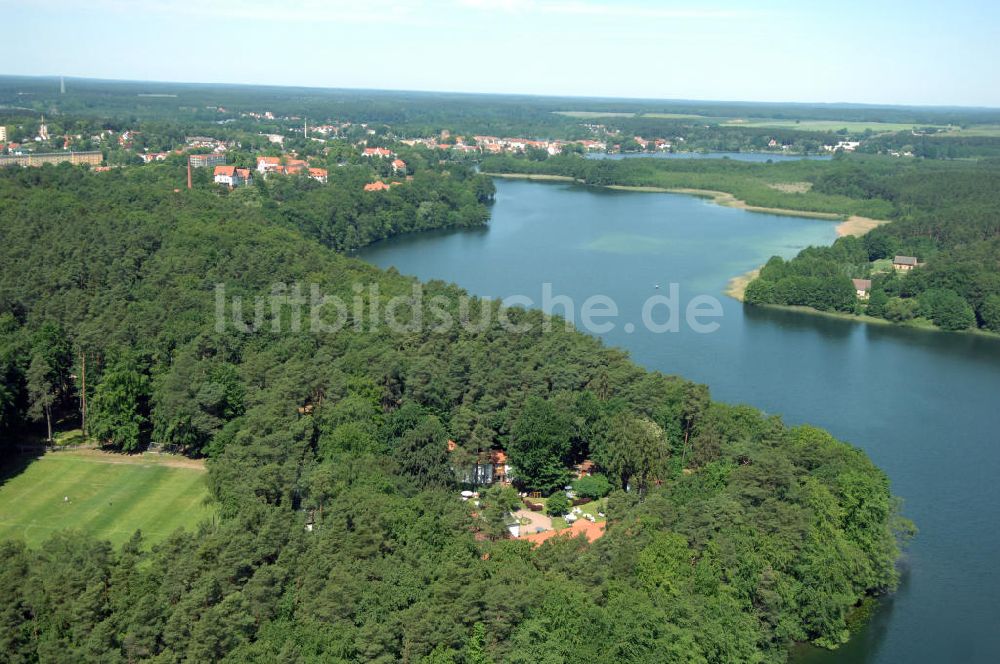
[[2, 0, 999, 657]]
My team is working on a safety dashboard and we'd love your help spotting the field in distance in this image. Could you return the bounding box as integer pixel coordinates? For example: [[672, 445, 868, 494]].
[[719, 117, 950, 132], [552, 110, 1000, 134], [0, 447, 214, 547]]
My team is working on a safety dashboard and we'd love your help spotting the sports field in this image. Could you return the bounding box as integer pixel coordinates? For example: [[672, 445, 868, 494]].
[[0, 448, 214, 547]]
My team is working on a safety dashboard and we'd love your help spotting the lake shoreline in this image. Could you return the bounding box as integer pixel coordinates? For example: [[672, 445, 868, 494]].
[[485, 173, 997, 338], [485, 173, 890, 234]]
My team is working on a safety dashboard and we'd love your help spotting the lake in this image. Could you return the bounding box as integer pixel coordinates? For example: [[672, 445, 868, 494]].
[[359, 179, 1000, 664], [587, 151, 832, 162]]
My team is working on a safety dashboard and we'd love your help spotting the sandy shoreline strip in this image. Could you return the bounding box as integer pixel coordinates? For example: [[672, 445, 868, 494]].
[[725, 268, 760, 301]]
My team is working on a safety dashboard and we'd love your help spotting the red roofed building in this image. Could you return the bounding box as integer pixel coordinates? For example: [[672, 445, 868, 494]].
[[391, 158, 407, 173], [256, 156, 281, 174], [362, 147, 393, 158], [284, 158, 308, 173], [308, 167, 328, 183], [520, 519, 606, 546], [364, 181, 391, 192], [214, 165, 251, 187]]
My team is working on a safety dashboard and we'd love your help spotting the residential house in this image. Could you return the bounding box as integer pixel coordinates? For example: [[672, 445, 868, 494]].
[[391, 158, 406, 174], [852, 278, 872, 300], [213, 165, 252, 187], [308, 167, 328, 183], [283, 158, 308, 174], [186, 136, 220, 149], [256, 156, 281, 174], [140, 152, 169, 163], [519, 518, 606, 546], [362, 147, 393, 158], [364, 181, 392, 192], [461, 450, 512, 486], [893, 255, 918, 271], [578, 139, 607, 151]]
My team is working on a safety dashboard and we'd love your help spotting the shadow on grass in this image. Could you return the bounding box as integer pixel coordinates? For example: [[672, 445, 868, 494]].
[[0, 445, 45, 489]]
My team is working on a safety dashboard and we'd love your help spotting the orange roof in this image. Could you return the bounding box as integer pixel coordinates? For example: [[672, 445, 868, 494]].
[[257, 156, 280, 165], [235, 168, 251, 178], [364, 181, 391, 191], [392, 158, 406, 168], [214, 165, 236, 176], [308, 167, 327, 177], [520, 519, 605, 546]]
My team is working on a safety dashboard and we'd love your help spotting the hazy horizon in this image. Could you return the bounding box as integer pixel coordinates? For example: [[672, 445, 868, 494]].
[[5, 73, 999, 113], [6, 0, 1000, 108]]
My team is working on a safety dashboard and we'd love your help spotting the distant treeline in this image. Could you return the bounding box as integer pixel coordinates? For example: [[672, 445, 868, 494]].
[[5, 75, 1000, 152]]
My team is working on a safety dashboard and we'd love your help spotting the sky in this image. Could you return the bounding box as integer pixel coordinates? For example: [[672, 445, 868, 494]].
[[5, 0, 1000, 107]]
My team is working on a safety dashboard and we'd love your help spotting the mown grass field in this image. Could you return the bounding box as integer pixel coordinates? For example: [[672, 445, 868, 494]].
[[0, 448, 215, 547]]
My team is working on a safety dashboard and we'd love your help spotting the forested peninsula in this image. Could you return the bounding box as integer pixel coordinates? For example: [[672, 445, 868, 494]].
[[482, 153, 1000, 334], [0, 163, 910, 662]]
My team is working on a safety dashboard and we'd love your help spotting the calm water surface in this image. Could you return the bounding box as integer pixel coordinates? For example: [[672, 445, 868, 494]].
[[360, 179, 1000, 664]]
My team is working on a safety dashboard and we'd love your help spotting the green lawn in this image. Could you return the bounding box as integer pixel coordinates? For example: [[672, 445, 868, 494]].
[[0, 449, 215, 547], [552, 497, 608, 530]]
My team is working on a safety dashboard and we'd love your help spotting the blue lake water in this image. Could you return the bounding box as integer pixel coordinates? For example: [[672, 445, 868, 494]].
[[360, 178, 1000, 664]]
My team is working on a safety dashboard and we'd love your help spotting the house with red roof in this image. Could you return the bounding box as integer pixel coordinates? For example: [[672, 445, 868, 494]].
[[256, 156, 281, 174], [519, 518, 606, 546], [364, 181, 392, 192], [213, 165, 252, 188], [362, 147, 394, 158], [308, 167, 328, 183], [391, 158, 406, 174]]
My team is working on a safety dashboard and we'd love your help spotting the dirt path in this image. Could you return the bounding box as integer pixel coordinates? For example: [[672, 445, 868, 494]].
[[514, 508, 552, 535]]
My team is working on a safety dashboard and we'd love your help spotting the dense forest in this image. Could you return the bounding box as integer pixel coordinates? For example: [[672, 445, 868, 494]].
[[483, 152, 1000, 333], [0, 163, 910, 661], [743, 160, 1000, 332]]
